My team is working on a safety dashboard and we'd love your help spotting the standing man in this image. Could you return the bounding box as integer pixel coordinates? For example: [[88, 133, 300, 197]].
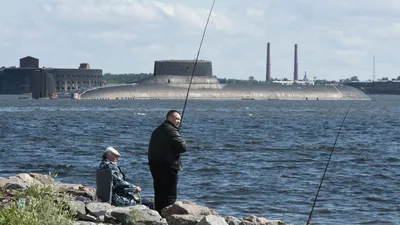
[[148, 110, 187, 214]]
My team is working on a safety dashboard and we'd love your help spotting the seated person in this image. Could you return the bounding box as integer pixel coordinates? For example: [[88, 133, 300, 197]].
[[98, 146, 154, 208]]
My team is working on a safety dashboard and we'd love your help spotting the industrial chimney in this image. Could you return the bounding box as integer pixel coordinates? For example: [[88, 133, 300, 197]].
[[266, 42, 271, 81], [293, 44, 298, 81]]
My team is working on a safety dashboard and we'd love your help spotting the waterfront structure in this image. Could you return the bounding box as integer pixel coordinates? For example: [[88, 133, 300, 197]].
[[347, 80, 400, 95], [0, 56, 103, 98]]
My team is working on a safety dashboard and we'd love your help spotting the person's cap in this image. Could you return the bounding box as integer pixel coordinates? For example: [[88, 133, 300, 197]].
[[105, 146, 121, 157]]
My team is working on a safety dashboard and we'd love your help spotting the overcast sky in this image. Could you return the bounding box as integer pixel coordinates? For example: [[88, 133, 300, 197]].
[[1, 0, 400, 81]]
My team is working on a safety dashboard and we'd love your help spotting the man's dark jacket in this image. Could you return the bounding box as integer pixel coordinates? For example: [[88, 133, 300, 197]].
[[148, 120, 187, 170]]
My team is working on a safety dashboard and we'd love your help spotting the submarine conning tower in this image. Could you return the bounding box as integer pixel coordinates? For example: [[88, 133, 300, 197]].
[[154, 60, 213, 76], [140, 60, 221, 88]]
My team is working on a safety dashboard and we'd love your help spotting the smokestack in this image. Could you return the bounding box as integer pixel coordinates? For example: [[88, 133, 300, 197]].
[[294, 44, 298, 81], [266, 42, 271, 81]]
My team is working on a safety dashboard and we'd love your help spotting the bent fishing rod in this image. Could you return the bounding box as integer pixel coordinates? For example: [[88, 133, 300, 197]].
[[180, 0, 216, 127], [306, 98, 355, 225]]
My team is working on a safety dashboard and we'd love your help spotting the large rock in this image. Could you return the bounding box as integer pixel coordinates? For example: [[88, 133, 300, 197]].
[[0, 173, 44, 190], [198, 215, 229, 225], [3, 181, 27, 190], [55, 183, 96, 200], [107, 205, 164, 225], [86, 202, 116, 218], [0, 173, 94, 200], [68, 200, 87, 216], [166, 214, 205, 225], [161, 201, 218, 218], [28, 173, 56, 185], [224, 216, 241, 225]]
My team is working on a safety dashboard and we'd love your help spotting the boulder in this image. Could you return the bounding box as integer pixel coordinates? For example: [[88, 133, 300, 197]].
[[198, 215, 229, 225], [68, 200, 87, 216], [55, 183, 96, 200], [86, 202, 116, 218], [108, 205, 163, 225], [224, 216, 241, 225], [166, 214, 205, 225], [161, 201, 218, 218]]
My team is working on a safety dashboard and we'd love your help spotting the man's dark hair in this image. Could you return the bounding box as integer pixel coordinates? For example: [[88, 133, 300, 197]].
[[166, 110, 180, 120]]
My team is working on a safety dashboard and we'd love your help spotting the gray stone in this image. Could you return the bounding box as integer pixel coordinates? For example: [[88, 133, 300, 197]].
[[73, 221, 97, 225], [198, 215, 229, 225], [240, 215, 288, 225], [86, 202, 115, 217], [73, 222, 114, 225], [4, 181, 27, 190], [68, 200, 86, 216], [160, 218, 168, 225], [97, 215, 105, 222], [16, 173, 36, 183], [110, 206, 162, 225], [224, 216, 241, 225], [166, 214, 204, 225], [55, 183, 96, 199], [161, 201, 218, 218], [28, 173, 56, 184], [79, 214, 97, 222]]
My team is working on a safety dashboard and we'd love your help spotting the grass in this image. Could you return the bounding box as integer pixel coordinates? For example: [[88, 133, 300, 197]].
[[0, 183, 76, 225]]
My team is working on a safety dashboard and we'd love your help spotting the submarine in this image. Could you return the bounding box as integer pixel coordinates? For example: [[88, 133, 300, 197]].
[[80, 44, 369, 101]]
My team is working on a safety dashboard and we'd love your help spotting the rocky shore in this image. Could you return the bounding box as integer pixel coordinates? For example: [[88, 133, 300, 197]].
[[0, 173, 291, 225]]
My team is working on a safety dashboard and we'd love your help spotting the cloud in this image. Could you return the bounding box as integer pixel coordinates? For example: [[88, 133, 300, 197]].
[[1, 0, 400, 81], [76, 31, 138, 42], [47, 0, 161, 23]]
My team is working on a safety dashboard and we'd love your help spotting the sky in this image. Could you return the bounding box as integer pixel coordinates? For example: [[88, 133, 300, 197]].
[[1, 0, 400, 82]]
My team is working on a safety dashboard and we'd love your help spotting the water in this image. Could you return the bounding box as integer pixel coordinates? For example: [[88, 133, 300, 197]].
[[1, 95, 399, 225]]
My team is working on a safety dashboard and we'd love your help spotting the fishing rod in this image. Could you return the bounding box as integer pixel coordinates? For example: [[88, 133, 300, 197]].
[[306, 99, 355, 225], [180, 0, 216, 126]]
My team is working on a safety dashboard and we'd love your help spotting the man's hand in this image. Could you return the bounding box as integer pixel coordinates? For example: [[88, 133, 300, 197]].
[[136, 186, 142, 192]]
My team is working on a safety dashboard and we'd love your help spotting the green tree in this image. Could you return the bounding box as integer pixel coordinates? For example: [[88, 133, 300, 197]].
[[350, 76, 359, 81]]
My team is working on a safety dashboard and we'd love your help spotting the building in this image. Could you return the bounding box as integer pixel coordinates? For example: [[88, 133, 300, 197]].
[[0, 56, 103, 98], [346, 80, 400, 95]]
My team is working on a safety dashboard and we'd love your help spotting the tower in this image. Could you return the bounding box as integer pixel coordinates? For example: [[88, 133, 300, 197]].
[[294, 44, 298, 81], [266, 42, 271, 81]]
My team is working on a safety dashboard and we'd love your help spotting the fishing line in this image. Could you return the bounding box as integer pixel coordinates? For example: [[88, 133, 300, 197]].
[[306, 98, 355, 225], [180, 0, 216, 126]]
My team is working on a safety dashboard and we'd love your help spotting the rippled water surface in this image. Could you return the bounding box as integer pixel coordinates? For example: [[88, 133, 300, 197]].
[[1, 95, 399, 225]]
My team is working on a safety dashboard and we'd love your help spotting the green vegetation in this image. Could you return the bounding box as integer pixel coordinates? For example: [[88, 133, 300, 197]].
[[103, 73, 153, 84], [0, 184, 75, 225], [130, 208, 143, 223]]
